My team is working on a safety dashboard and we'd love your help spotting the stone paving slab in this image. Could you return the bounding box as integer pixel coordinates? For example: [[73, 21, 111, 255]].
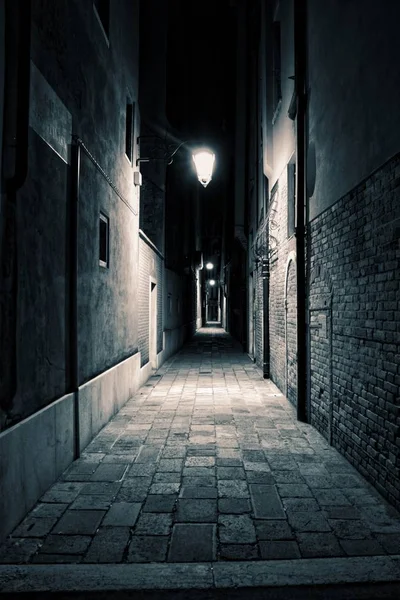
[[1, 327, 400, 579], [168, 524, 216, 562], [250, 484, 286, 519]]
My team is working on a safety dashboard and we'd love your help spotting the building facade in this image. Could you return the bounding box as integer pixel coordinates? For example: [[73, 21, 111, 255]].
[[0, 0, 199, 541], [231, 0, 400, 508], [138, 0, 198, 372]]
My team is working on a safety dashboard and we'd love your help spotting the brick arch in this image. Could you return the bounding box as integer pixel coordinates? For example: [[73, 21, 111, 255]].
[[284, 253, 297, 408]]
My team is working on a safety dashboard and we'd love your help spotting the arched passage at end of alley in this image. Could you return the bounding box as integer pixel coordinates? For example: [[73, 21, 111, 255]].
[[1, 327, 400, 581]]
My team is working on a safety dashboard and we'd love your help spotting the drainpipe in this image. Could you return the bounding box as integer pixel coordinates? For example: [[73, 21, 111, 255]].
[[70, 140, 80, 459], [260, 0, 269, 380], [0, 0, 31, 414], [262, 251, 270, 378], [294, 0, 307, 422]]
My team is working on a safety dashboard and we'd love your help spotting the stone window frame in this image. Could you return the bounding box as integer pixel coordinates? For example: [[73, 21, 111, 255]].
[[287, 158, 296, 238], [99, 211, 110, 268], [125, 97, 135, 164]]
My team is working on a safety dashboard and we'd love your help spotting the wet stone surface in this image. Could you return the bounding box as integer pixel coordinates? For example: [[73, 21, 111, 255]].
[[1, 328, 400, 564]]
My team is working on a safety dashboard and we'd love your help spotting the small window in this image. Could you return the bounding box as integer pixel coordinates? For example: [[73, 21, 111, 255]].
[[272, 21, 282, 114], [125, 100, 134, 161], [287, 161, 296, 237], [94, 0, 110, 39], [99, 213, 109, 267]]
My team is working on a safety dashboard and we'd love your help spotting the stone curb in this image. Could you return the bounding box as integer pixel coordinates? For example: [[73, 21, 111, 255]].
[[1, 556, 400, 593]]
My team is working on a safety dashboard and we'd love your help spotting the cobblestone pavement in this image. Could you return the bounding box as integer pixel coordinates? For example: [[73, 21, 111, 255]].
[[1, 327, 400, 565]]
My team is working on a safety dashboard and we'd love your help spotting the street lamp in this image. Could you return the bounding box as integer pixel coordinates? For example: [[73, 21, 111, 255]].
[[137, 136, 215, 188], [209, 279, 216, 286], [206, 262, 213, 270], [192, 149, 215, 188]]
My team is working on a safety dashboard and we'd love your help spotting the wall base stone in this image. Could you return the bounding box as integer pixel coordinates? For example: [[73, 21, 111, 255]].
[[0, 348, 157, 542]]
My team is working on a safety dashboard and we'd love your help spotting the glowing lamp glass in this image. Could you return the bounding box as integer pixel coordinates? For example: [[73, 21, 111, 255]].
[[192, 150, 215, 188], [206, 262, 213, 270], [209, 279, 216, 286]]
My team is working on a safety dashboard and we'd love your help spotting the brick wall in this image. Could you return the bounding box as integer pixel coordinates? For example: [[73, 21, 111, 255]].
[[309, 152, 400, 507], [286, 259, 297, 407], [268, 168, 297, 395], [254, 265, 264, 369], [156, 254, 163, 354]]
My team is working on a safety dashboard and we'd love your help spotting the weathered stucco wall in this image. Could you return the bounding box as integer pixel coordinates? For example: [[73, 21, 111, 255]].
[[1, 0, 140, 427], [307, 0, 400, 220], [269, 0, 295, 188]]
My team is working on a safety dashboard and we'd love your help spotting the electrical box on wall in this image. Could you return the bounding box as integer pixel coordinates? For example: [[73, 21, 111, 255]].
[[134, 171, 142, 186]]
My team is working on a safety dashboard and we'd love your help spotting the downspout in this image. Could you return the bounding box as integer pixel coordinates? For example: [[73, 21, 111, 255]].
[[262, 245, 270, 377], [0, 0, 31, 415], [261, 0, 270, 379], [294, 0, 307, 422], [70, 139, 80, 459], [242, 0, 250, 352]]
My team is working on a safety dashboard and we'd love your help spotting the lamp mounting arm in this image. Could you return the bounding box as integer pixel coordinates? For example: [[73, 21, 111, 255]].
[[136, 135, 188, 166], [136, 135, 215, 187]]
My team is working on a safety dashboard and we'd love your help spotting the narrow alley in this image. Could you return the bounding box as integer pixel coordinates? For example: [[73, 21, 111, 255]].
[[1, 328, 400, 594], [1, 0, 399, 596]]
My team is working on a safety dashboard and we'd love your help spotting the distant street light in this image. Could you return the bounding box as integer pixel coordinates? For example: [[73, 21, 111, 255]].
[[209, 279, 216, 286], [206, 262, 214, 270]]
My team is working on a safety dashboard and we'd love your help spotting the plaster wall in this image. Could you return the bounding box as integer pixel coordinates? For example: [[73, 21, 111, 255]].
[[78, 152, 139, 383], [1, 0, 140, 426], [307, 0, 400, 220], [12, 132, 69, 421], [270, 0, 295, 188]]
